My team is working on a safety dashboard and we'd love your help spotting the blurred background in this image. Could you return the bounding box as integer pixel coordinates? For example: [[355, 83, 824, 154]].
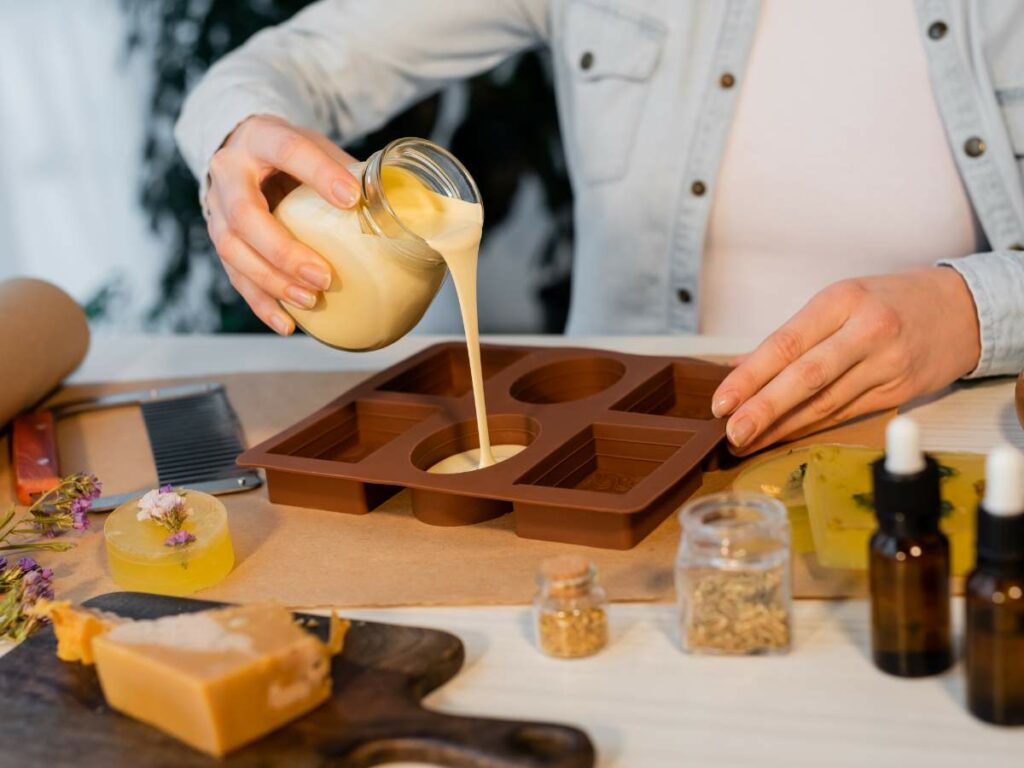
[[0, 0, 574, 335]]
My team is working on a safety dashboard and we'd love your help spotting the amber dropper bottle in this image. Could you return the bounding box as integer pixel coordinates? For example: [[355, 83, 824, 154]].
[[965, 444, 1024, 725], [869, 416, 952, 677]]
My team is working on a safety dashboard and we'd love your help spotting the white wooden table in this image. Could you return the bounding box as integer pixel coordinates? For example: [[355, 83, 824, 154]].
[[53, 334, 1024, 765]]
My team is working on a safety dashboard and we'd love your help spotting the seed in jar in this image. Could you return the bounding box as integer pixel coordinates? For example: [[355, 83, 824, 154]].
[[538, 607, 608, 658], [680, 566, 790, 654]]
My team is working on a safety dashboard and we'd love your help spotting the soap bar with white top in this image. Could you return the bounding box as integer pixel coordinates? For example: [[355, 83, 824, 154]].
[[91, 604, 332, 756]]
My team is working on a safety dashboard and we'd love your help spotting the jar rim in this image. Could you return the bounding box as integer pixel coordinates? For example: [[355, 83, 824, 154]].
[[537, 562, 597, 592], [678, 491, 789, 545], [360, 137, 481, 266]]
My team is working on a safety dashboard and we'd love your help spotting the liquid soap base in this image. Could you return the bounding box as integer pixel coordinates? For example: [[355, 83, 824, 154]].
[[427, 444, 526, 475]]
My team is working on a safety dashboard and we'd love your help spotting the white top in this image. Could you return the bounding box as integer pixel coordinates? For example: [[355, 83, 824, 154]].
[[984, 444, 1024, 517], [700, 0, 979, 336], [884, 415, 925, 475]]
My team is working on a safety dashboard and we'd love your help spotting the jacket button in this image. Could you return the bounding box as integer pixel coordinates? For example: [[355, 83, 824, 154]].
[[677, 288, 693, 304], [720, 72, 736, 89], [580, 51, 595, 70], [928, 21, 948, 40], [964, 136, 986, 158], [691, 180, 707, 196]]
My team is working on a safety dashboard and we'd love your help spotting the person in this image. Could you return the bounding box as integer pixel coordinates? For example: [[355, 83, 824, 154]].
[[175, 0, 1024, 454]]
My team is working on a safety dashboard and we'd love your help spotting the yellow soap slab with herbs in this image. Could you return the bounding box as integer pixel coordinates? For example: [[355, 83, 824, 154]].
[[91, 604, 332, 757], [103, 489, 234, 596], [802, 444, 984, 573], [733, 448, 815, 554]]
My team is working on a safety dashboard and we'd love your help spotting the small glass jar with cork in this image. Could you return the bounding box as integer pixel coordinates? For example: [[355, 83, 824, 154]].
[[676, 492, 792, 655], [533, 555, 609, 659]]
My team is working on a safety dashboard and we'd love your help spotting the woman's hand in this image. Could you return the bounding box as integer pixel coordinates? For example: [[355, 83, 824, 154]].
[[711, 267, 982, 455], [205, 115, 361, 334]]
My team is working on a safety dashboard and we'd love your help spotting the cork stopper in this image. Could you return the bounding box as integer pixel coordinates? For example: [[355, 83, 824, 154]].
[[540, 555, 592, 584]]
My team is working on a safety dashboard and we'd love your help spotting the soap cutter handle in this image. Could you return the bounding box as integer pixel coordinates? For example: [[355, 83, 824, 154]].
[[12, 411, 60, 506]]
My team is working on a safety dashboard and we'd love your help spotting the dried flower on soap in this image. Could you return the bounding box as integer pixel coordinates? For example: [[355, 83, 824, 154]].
[[137, 487, 198, 548], [164, 530, 196, 547]]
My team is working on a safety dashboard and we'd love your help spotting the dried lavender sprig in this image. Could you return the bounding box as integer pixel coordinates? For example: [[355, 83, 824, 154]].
[[0, 473, 100, 643], [0, 556, 56, 642], [2, 473, 101, 544]]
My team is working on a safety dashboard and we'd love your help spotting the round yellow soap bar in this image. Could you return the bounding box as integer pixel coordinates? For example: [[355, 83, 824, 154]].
[[104, 491, 235, 596]]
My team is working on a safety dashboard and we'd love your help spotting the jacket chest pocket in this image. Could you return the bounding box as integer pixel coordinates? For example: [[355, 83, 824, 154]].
[[561, 0, 666, 183], [999, 87, 1024, 158], [996, 87, 1024, 231]]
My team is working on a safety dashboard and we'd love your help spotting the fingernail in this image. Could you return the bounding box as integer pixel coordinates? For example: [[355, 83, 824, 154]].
[[712, 393, 739, 419], [332, 180, 359, 207], [285, 286, 317, 309], [270, 314, 292, 336], [727, 415, 755, 448], [299, 264, 332, 291]]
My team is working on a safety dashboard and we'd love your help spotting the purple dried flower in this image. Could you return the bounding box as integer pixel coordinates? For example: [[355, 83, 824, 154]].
[[164, 530, 196, 548], [72, 473, 102, 500], [159, 484, 174, 494], [20, 566, 54, 604], [32, 521, 59, 538], [70, 497, 91, 531], [0, 557, 7, 572], [16, 557, 37, 572]]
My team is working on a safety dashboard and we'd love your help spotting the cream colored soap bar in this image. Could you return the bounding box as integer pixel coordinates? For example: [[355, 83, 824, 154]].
[[30, 599, 121, 665], [92, 605, 332, 757]]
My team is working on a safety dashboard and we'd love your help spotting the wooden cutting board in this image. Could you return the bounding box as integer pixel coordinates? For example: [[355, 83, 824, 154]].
[[0, 592, 596, 767]]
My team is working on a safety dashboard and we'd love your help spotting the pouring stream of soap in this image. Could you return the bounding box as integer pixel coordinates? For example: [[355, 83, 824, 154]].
[[383, 168, 497, 469]]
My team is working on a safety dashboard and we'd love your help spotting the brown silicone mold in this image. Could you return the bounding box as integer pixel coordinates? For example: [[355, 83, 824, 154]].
[[238, 343, 730, 549]]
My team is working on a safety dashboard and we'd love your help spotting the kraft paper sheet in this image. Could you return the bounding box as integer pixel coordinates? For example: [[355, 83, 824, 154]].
[[0, 369, 891, 608], [0, 279, 89, 429]]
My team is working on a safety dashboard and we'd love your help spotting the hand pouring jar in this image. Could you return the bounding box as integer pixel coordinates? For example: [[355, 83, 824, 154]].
[[274, 138, 482, 351]]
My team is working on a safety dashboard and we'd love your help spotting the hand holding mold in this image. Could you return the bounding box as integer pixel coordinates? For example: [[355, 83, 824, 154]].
[[712, 267, 981, 454]]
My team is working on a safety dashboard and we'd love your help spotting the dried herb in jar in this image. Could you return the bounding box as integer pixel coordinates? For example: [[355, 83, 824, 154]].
[[679, 564, 790, 654], [676, 492, 793, 655]]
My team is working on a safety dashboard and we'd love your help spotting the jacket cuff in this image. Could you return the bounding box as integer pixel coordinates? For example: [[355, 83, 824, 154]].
[[938, 251, 1024, 379], [174, 85, 299, 217]]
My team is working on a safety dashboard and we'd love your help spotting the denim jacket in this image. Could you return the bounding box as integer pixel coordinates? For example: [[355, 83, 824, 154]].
[[176, 0, 1024, 377]]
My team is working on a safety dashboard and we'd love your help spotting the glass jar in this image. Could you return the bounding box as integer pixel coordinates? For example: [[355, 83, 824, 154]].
[[533, 555, 609, 658], [676, 492, 792, 655], [273, 137, 481, 351]]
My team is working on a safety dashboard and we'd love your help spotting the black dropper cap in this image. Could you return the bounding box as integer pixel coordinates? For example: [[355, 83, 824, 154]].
[[975, 446, 1024, 568], [976, 511, 1024, 567], [872, 455, 942, 538]]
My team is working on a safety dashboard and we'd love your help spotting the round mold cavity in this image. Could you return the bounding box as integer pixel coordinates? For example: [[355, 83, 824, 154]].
[[509, 357, 626, 404], [410, 414, 540, 527], [411, 414, 541, 474]]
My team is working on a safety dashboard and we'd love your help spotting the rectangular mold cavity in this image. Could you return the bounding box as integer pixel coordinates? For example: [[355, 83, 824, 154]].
[[611, 362, 722, 420], [378, 345, 527, 397], [269, 400, 437, 463], [517, 423, 694, 494]]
